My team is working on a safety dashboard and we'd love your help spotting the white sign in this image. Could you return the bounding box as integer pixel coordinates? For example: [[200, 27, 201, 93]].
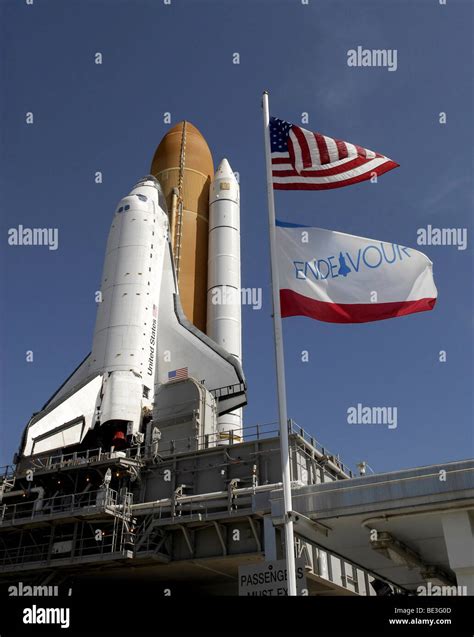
[[239, 559, 307, 596]]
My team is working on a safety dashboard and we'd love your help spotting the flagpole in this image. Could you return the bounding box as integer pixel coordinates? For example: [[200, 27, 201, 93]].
[[261, 90, 297, 597]]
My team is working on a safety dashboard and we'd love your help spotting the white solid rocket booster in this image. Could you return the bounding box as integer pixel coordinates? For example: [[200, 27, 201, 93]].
[[207, 159, 242, 442]]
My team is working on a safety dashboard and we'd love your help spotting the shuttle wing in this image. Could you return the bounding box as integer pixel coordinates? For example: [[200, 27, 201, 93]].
[[20, 374, 103, 458], [41, 353, 92, 410]]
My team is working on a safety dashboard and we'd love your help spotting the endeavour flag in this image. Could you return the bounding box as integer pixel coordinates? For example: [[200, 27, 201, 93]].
[[270, 118, 398, 190], [276, 222, 437, 323]]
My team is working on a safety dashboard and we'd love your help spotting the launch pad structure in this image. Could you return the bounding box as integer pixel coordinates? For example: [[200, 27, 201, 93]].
[[0, 414, 378, 596], [1, 410, 472, 596]]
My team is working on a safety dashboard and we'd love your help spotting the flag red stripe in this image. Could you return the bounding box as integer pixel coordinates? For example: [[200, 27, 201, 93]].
[[335, 139, 348, 160], [287, 136, 297, 174], [292, 126, 313, 168], [314, 133, 330, 164], [272, 152, 385, 166], [273, 156, 373, 177], [280, 289, 436, 324], [273, 161, 399, 190]]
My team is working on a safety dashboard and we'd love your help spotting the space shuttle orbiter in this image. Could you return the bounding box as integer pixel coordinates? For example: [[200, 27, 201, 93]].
[[19, 173, 246, 460]]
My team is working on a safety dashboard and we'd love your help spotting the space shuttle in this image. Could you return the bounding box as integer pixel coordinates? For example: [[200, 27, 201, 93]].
[[18, 123, 246, 461]]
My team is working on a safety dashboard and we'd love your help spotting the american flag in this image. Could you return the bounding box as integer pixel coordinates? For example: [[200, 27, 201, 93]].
[[270, 117, 398, 190], [168, 367, 188, 381]]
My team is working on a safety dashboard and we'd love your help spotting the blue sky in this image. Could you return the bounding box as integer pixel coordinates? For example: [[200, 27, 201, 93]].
[[1, 0, 472, 473]]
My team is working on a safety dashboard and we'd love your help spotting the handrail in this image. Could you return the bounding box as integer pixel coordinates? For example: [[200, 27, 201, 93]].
[[0, 532, 129, 567], [0, 488, 132, 525], [0, 420, 352, 480], [0, 465, 16, 482], [289, 421, 353, 477]]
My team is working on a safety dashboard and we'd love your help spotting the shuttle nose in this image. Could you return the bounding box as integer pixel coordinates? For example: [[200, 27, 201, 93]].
[[132, 174, 161, 189], [130, 175, 168, 213]]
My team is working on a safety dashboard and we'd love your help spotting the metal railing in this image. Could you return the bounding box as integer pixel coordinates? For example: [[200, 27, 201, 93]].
[[0, 532, 132, 569], [0, 419, 352, 481], [27, 446, 143, 472], [134, 492, 255, 547], [153, 421, 280, 455], [0, 464, 16, 484], [0, 488, 120, 525], [289, 421, 353, 477]]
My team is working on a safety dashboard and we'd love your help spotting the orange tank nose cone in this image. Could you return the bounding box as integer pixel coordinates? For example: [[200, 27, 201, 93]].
[[150, 121, 214, 179]]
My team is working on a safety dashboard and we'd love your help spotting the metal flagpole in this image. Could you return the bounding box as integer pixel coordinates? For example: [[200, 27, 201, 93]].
[[261, 90, 297, 596]]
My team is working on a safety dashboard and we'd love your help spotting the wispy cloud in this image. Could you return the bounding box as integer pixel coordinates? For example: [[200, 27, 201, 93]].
[[421, 176, 472, 214]]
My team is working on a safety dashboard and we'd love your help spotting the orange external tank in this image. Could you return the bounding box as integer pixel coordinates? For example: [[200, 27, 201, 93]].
[[150, 121, 213, 333]]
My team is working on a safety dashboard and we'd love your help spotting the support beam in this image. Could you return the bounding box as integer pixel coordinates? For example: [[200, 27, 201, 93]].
[[263, 515, 277, 560], [178, 524, 194, 556], [213, 521, 227, 556], [247, 516, 261, 552], [442, 511, 474, 593], [154, 532, 168, 554]]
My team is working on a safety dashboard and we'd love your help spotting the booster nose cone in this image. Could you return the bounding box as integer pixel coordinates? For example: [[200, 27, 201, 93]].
[[214, 158, 236, 181], [210, 158, 239, 205]]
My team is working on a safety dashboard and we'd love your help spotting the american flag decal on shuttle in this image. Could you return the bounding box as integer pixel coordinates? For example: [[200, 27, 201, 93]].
[[270, 117, 398, 190], [168, 367, 188, 381]]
